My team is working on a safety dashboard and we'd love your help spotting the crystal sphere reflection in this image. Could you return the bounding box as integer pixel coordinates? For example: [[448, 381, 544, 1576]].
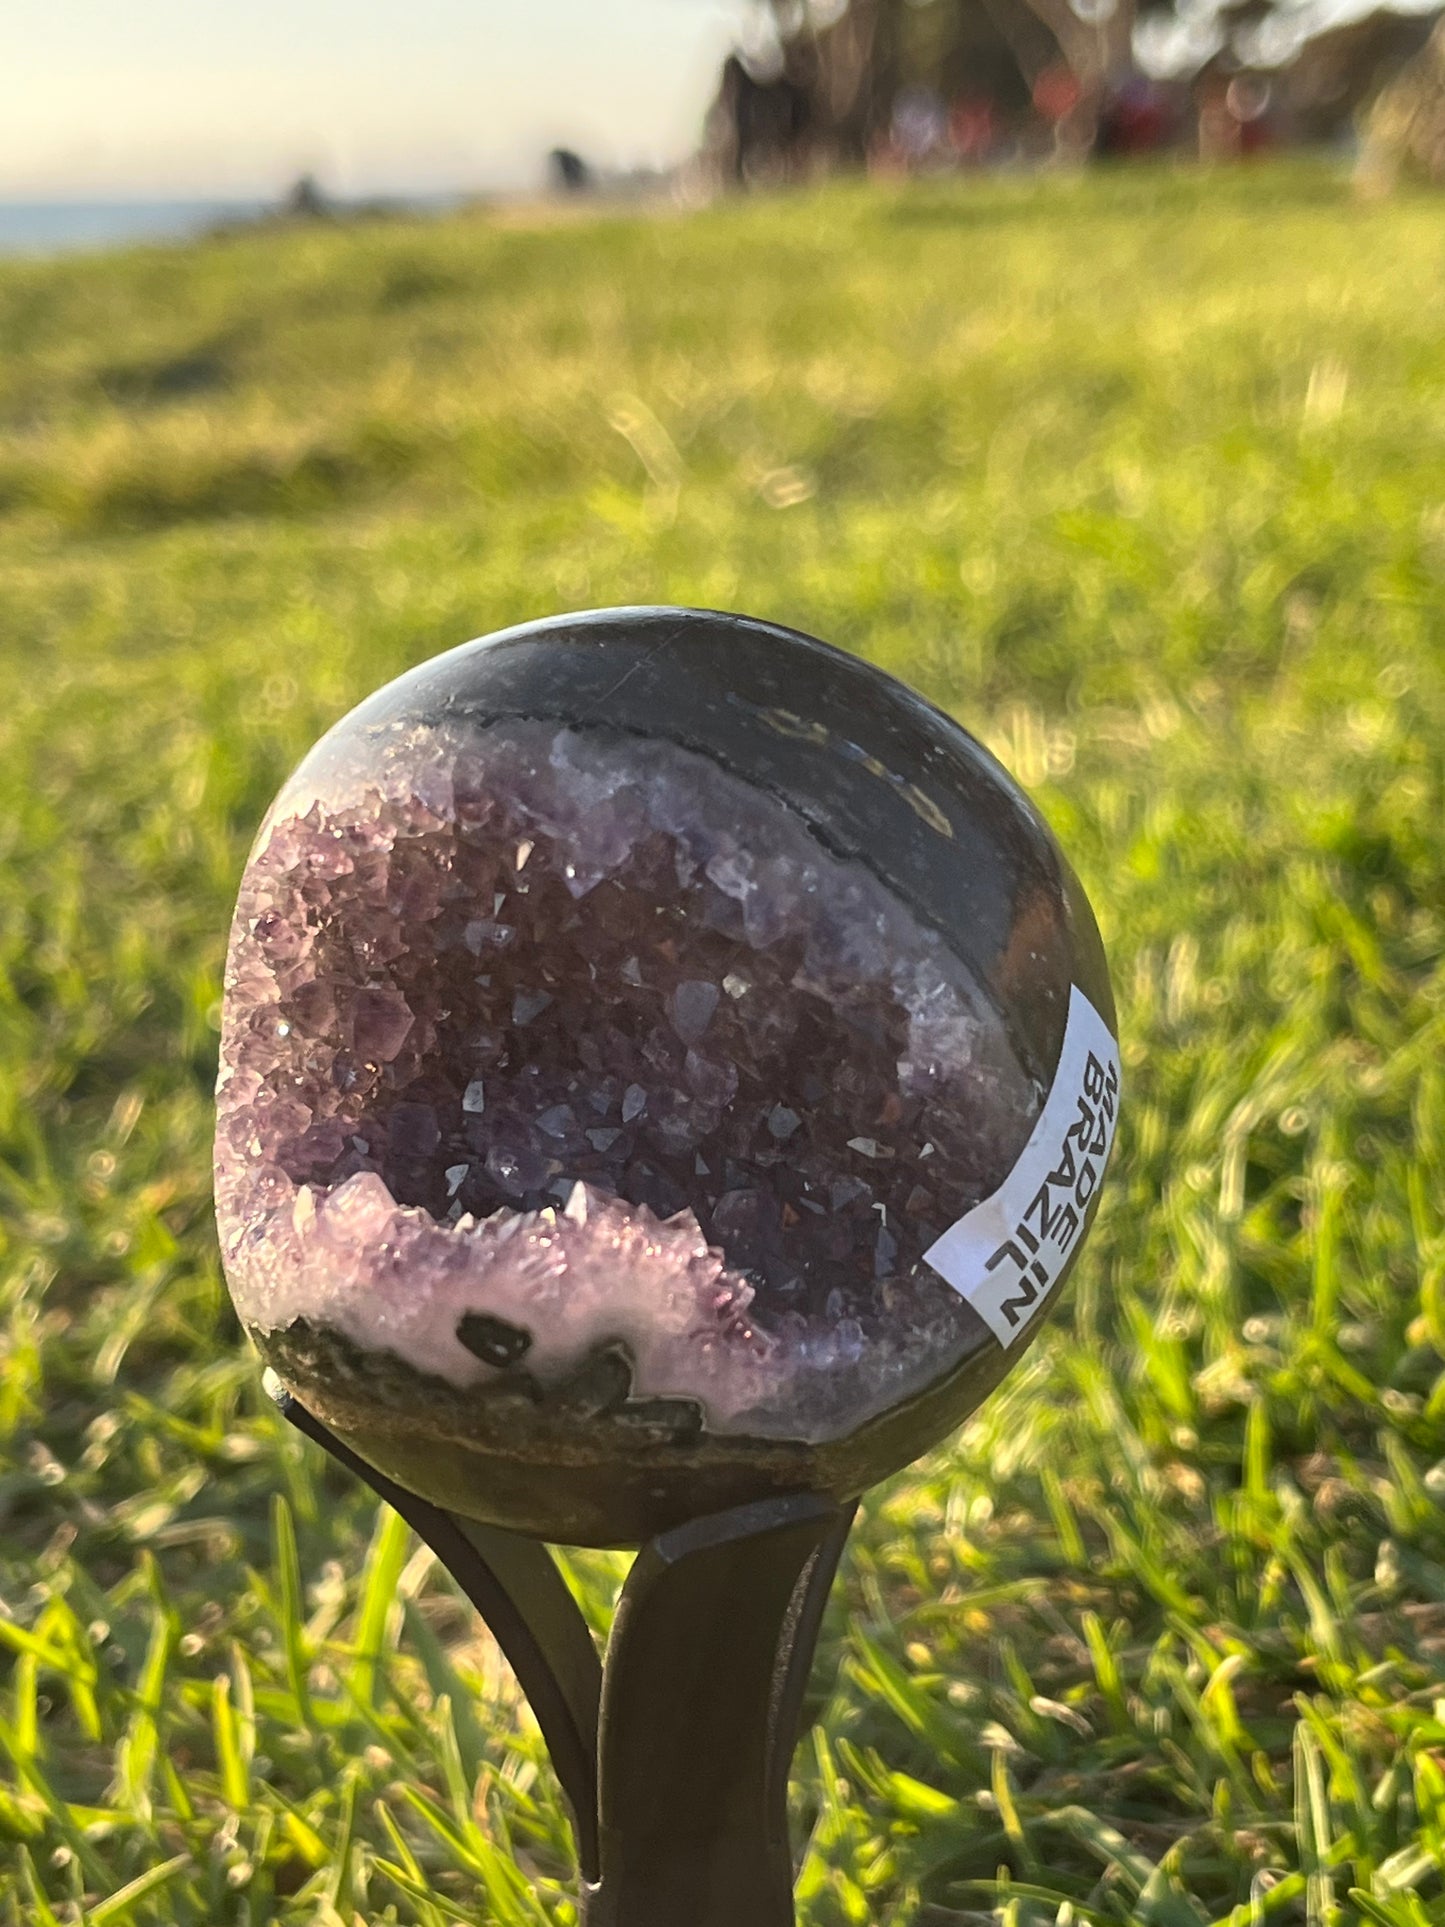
[[216, 608, 1117, 1544]]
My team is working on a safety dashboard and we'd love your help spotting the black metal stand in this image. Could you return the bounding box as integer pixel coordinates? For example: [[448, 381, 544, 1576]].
[[268, 1378, 856, 1927]]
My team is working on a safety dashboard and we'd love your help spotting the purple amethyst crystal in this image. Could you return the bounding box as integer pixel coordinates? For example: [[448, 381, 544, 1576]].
[[216, 609, 1118, 1544]]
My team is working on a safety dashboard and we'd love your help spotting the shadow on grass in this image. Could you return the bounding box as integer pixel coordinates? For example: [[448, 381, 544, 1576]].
[[97, 338, 239, 406], [0, 421, 436, 532], [883, 157, 1354, 231]]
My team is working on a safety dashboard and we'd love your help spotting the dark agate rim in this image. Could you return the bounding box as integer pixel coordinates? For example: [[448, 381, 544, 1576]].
[[299, 606, 1116, 1087], [257, 1285, 1045, 1546]]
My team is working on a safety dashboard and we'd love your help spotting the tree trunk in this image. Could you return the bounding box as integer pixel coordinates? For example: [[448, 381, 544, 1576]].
[[1359, 16, 1445, 192]]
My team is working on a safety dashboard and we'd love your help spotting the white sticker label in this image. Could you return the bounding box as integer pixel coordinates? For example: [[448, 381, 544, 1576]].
[[923, 984, 1120, 1347]]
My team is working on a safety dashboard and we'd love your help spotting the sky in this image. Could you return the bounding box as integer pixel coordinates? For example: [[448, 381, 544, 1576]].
[[2, 0, 756, 200]]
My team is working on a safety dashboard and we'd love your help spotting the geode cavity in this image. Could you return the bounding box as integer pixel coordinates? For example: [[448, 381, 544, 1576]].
[[216, 608, 1115, 1543]]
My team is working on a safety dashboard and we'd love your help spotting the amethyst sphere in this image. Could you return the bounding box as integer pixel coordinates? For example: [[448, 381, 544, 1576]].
[[216, 608, 1118, 1544]]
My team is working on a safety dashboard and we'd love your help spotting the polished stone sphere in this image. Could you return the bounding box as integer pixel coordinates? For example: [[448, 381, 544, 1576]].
[[216, 608, 1118, 1544]]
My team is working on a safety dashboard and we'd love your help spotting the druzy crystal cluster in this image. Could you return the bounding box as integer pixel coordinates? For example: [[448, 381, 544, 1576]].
[[216, 717, 1040, 1443]]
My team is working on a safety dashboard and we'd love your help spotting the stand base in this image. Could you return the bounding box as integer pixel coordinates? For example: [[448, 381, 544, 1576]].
[[268, 1376, 855, 1927]]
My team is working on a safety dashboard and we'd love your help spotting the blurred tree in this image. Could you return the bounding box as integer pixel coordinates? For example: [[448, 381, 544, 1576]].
[[548, 148, 595, 194], [709, 0, 1443, 176], [747, 0, 1145, 160], [703, 46, 822, 184], [1359, 12, 1445, 185], [281, 174, 333, 221]]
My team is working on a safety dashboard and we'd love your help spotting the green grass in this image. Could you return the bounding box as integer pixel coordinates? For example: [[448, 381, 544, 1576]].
[[0, 156, 1444, 1925]]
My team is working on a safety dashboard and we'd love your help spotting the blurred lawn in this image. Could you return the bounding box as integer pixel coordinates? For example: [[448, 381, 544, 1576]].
[[1, 158, 1444, 1925]]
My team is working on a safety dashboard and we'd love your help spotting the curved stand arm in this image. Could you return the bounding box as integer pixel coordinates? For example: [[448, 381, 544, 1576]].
[[587, 1493, 855, 1927], [267, 1376, 854, 1925], [267, 1377, 604, 1873]]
